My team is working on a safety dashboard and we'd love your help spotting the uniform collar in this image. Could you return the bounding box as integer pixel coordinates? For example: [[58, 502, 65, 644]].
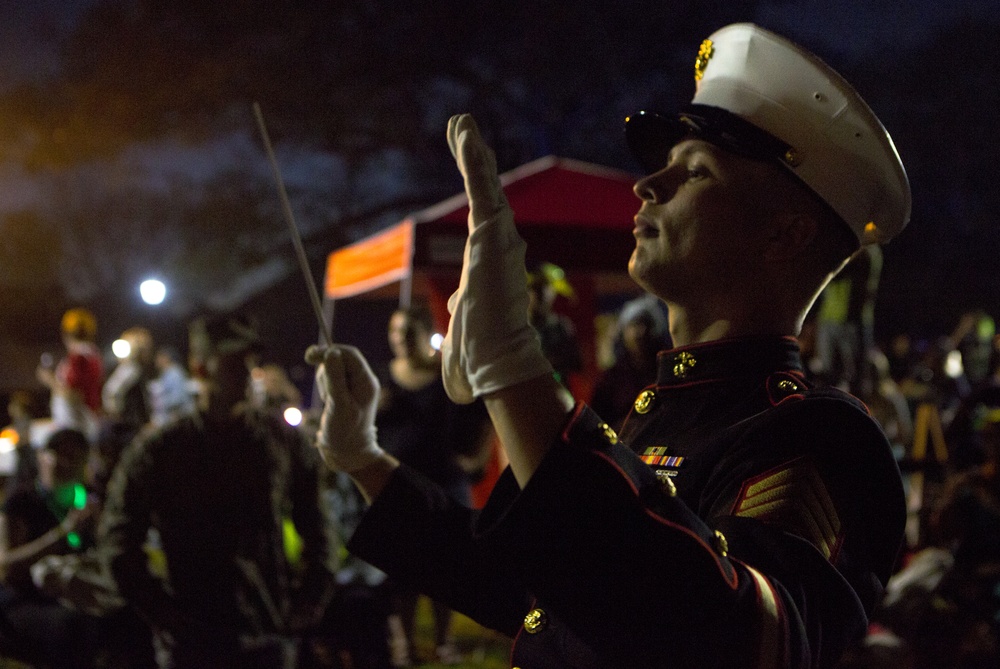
[[654, 336, 802, 386]]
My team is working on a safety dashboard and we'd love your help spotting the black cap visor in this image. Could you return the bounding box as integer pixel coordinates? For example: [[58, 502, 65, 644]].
[[625, 104, 792, 174]]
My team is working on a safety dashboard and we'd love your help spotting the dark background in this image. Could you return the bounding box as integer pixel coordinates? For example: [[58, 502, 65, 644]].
[[1, 0, 998, 409]]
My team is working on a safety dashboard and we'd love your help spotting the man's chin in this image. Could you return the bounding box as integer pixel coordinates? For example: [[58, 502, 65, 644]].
[[628, 260, 653, 292], [627, 248, 640, 277], [627, 253, 651, 291]]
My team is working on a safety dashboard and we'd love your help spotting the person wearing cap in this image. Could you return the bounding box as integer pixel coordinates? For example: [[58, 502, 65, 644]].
[[99, 315, 336, 668], [37, 308, 104, 440], [526, 261, 584, 388], [309, 23, 908, 668]]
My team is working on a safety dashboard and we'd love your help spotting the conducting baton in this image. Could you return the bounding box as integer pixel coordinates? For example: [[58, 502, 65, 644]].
[[252, 101, 334, 347]]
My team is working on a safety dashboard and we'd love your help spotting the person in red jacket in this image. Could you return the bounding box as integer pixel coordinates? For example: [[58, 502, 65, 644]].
[[309, 23, 910, 668], [37, 308, 103, 440]]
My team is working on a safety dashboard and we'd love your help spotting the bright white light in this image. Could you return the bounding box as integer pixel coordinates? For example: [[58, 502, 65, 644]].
[[944, 350, 964, 379], [430, 333, 444, 351], [283, 407, 303, 427], [112, 339, 132, 359], [139, 279, 167, 305]]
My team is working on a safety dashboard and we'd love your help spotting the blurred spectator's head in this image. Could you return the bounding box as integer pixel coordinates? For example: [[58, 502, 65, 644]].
[[7, 390, 34, 421], [388, 304, 435, 362], [60, 307, 97, 344], [188, 314, 264, 411], [39, 428, 90, 488], [617, 295, 668, 359], [119, 327, 154, 365], [250, 363, 302, 412], [526, 262, 573, 317], [155, 345, 183, 372]]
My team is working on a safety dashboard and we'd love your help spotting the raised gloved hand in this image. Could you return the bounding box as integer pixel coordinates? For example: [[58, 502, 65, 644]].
[[305, 344, 384, 473], [440, 114, 553, 404]]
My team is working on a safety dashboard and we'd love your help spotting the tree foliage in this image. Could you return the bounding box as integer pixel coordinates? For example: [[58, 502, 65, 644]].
[[1, 0, 757, 169]]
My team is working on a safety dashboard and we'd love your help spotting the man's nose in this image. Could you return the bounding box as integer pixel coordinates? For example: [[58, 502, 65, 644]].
[[633, 166, 680, 205]]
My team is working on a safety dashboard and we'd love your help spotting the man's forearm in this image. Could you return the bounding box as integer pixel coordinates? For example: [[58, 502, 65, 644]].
[[349, 453, 401, 504], [483, 373, 575, 488], [0, 521, 76, 586]]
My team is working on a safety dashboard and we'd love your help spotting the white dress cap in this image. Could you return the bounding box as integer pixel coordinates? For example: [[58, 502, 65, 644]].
[[627, 23, 911, 244]]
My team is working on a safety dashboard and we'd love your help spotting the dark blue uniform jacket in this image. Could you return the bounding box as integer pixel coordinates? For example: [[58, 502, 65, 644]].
[[349, 336, 906, 668]]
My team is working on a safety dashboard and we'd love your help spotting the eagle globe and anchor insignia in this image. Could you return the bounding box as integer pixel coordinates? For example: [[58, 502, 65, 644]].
[[694, 39, 714, 80], [673, 351, 697, 378]]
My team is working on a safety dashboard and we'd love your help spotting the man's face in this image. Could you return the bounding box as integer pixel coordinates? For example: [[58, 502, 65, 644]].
[[388, 312, 428, 360], [622, 315, 653, 356], [205, 350, 253, 410], [38, 443, 88, 488], [627, 139, 775, 304]]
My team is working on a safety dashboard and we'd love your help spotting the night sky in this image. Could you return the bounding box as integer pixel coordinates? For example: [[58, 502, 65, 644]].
[[0, 0, 998, 393]]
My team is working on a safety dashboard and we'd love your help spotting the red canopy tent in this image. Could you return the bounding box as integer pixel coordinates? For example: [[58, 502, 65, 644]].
[[326, 154, 640, 278], [402, 154, 641, 275]]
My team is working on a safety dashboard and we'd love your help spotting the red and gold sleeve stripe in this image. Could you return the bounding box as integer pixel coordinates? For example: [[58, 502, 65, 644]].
[[744, 563, 787, 669]]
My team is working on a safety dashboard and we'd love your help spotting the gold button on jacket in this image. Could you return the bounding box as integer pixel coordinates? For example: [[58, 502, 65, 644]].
[[523, 608, 548, 634], [634, 389, 656, 414]]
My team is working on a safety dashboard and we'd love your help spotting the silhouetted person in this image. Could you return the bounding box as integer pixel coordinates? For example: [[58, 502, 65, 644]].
[[100, 315, 336, 669], [374, 305, 490, 666]]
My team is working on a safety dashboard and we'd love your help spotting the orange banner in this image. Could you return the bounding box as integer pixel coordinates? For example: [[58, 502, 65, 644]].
[[324, 221, 414, 299]]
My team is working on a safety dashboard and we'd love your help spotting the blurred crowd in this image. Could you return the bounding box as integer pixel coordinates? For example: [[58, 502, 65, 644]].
[[1, 257, 999, 668], [797, 250, 1000, 669], [0, 303, 502, 669]]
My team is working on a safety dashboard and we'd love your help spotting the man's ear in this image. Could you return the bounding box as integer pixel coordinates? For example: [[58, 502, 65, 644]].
[[763, 212, 819, 262]]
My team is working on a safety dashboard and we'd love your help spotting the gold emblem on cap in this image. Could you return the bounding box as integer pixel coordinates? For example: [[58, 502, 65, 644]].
[[783, 148, 801, 167], [694, 39, 714, 81], [673, 351, 697, 379], [634, 390, 655, 414]]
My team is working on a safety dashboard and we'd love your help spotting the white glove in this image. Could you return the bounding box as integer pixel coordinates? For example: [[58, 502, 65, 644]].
[[440, 114, 553, 404], [305, 344, 384, 473]]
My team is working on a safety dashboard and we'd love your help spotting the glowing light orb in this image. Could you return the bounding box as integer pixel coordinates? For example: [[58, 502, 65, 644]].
[[139, 279, 167, 305], [112, 339, 132, 359], [944, 350, 964, 379], [283, 407, 303, 427]]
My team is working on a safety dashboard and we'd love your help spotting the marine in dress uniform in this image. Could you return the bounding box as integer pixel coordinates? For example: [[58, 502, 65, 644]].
[[348, 337, 904, 667], [310, 23, 911, 669]]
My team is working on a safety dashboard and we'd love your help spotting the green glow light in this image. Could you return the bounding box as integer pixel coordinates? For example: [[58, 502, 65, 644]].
[[72, 484, 87, 510]]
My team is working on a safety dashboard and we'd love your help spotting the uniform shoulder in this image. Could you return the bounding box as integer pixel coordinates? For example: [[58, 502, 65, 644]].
[[764, 371, 871, 414], [745, 375, 894, 466]]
